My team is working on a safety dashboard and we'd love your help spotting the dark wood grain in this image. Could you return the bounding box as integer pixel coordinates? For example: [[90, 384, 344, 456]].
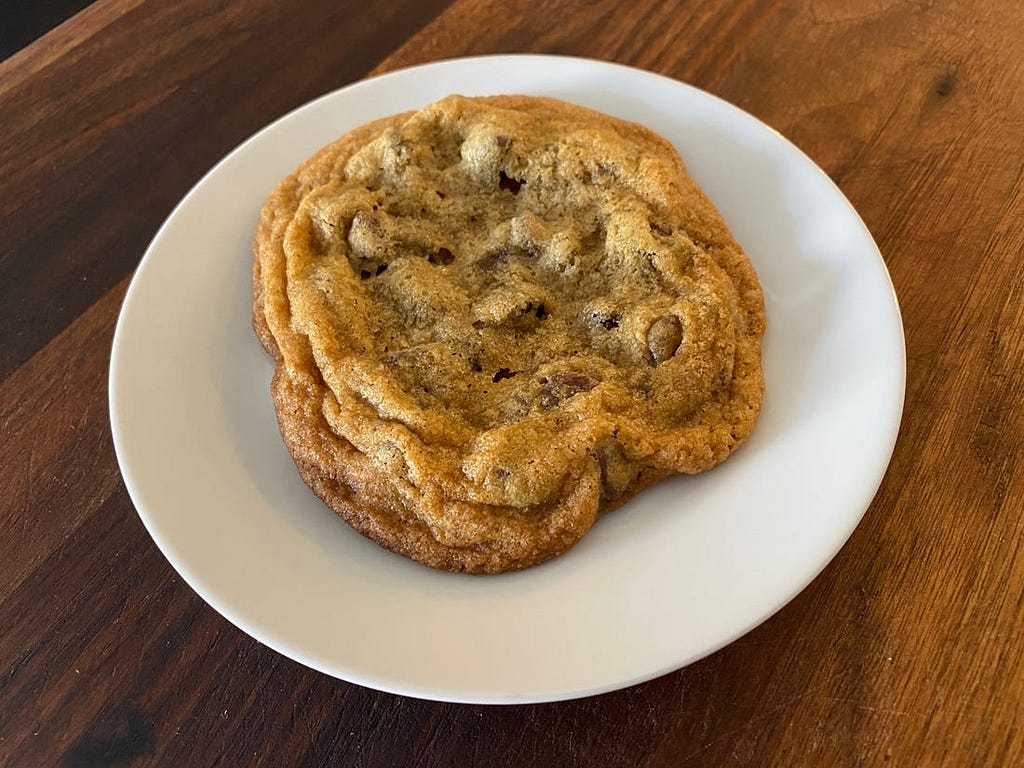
[[0, 0, 95, 61], [0, 0, 453, 381], [1, 0, 1022, 766]]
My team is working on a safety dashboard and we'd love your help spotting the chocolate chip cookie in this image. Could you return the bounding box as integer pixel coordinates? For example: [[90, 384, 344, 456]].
[[253, 95, 765, 573]]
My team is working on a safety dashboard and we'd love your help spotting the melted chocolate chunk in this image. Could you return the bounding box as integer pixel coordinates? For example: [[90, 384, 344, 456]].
[[647, 315, 683, 364], [539, 371, 598, 409], [429, 247, 455, 265], [498, 171, 524, 194]]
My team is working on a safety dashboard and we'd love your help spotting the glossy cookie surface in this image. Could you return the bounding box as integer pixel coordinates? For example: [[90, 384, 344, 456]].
[[253, 95, 765, 573]]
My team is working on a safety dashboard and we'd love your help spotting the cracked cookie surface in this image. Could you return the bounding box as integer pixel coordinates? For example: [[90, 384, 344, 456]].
[[253, 95, 765, 573]]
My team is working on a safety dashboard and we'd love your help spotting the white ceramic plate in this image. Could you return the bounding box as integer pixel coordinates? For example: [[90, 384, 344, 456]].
[[109, 55, 904, 704]]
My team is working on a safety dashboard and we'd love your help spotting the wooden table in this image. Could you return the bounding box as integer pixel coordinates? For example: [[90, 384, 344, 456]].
[[2, 1, 1021, 765]]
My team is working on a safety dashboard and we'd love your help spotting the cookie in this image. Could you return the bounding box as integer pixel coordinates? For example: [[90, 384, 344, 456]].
[[253, 94, 765, 573]]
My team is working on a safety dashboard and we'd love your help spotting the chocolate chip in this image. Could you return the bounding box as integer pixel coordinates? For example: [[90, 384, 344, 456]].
[[435, 190, 446, 199], [498, 171, 523, 194], [650, 222, 673, 236], [647, 315, 683, 364], [496, 135, 511, 148], [597, 440, 632, 501], [476, 247, 510, 271], [429, 247, 455, 265], [535, 304, 548, 320], [492, 367, 517, 383], [359, 261, 388, 279], [539, 371, 597, 409], [589, 311, 620, 330], [556, 372, 596, 390]]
